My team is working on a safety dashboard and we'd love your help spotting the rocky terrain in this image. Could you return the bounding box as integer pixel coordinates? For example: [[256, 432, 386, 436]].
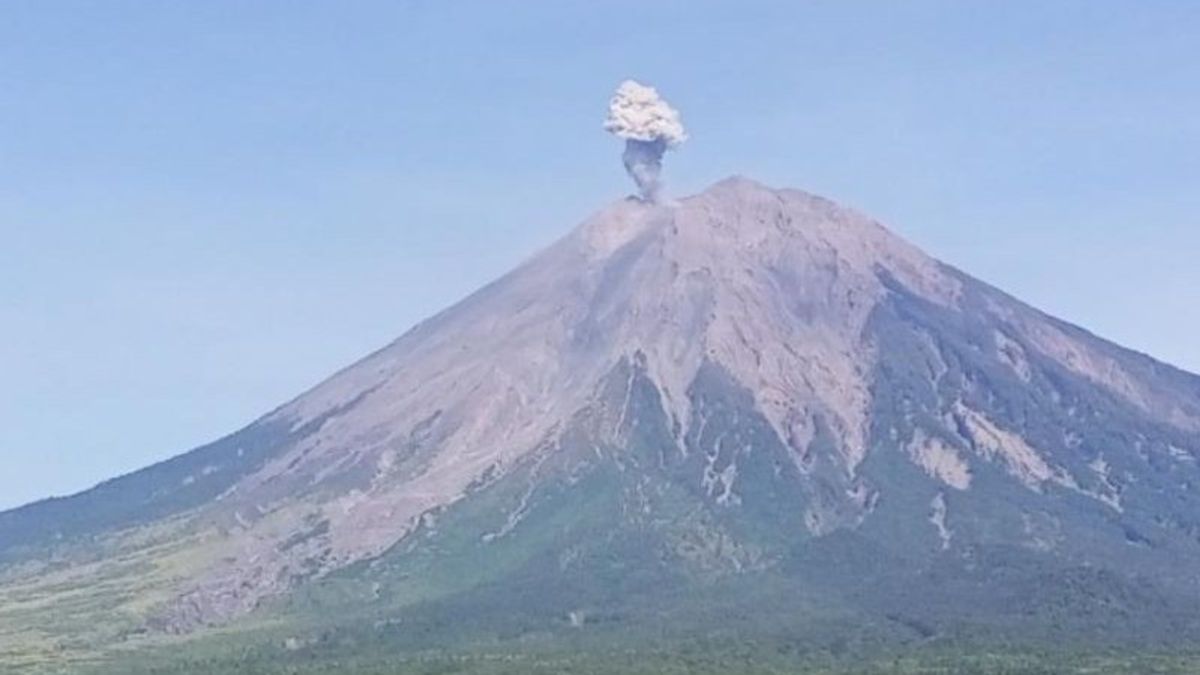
[[3, 177, 1200, 673]]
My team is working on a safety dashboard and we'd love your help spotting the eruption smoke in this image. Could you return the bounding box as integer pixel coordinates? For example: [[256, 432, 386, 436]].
[[604, 80, 687, 201]]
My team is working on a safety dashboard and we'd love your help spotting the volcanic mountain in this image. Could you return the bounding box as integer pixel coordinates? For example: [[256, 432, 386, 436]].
[[4, 177, 1200, 671]]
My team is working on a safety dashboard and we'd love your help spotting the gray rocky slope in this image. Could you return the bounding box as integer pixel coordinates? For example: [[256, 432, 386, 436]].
[[3, 177, 1200, 650]]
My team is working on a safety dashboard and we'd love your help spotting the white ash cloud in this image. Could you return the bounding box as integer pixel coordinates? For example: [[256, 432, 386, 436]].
[[604, 80, 687, 202]]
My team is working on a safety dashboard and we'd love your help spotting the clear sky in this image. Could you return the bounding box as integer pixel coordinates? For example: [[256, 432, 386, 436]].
[[2, 1, 1197, 510]]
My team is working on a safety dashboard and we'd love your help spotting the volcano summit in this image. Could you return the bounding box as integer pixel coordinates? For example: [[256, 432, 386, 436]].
[[3, 178, 1200, 672]]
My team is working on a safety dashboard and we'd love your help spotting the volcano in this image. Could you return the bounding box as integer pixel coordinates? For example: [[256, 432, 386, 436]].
[[4, 177, 1200, 671]]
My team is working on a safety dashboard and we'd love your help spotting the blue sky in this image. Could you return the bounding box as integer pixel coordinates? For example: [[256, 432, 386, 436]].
[[2, 1, 1197, 509]]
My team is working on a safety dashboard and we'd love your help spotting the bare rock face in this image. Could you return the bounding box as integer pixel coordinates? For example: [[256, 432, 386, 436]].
[[152, 178, 959, 624], [4, 177, 1200, 644]]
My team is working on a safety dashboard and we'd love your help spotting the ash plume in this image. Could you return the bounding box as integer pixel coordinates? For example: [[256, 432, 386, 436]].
[[604, 80, 687, 202]]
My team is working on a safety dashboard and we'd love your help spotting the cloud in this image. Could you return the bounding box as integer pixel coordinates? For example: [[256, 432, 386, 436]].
[[604, 80, 687, 201]]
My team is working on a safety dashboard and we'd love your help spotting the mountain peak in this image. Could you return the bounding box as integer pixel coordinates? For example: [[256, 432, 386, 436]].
[[4, 177, 1200, 655], [146, 180, 981, 625], [696, 173, 774, 194], [690, 174, 833, 213]]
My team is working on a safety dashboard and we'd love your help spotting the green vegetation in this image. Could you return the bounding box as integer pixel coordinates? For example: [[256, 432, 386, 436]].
[[77, 641, 1200, 675]]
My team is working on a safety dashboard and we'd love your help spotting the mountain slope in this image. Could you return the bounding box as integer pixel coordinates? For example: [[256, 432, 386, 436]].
[[3, 177, 1200, 671]]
